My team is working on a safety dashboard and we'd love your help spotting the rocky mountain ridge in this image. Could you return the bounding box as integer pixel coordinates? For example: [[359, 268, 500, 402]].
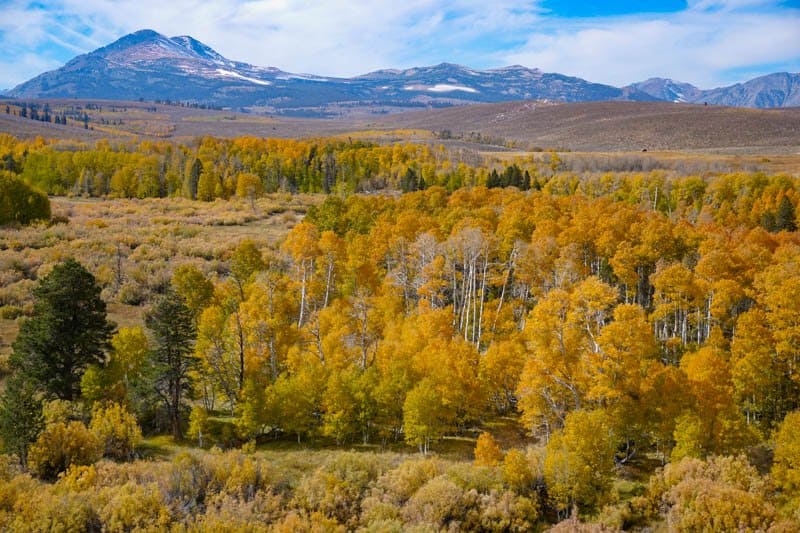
[[8, 29, 799, 116]]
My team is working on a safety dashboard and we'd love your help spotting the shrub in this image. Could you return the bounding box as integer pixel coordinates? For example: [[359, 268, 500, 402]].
[[668, 480, 776, 532], [97, 481, 172, 532], [470, 490, 539, 532], [293, 452, 386, 528], [647, 455, 781, 532], [166, 452, 211, 510], [370, 458, 443, 506], [206, 450, 271, 501], [90, 403, 142, 460], [9, 488, 99, 532], [194, 492, 282, 532], [0, 305, 22, 319], [56, 464, 98, 493], [445, 463, 503, 494], [28, 421, 102, 480], [402, 476, 466, 527], [117, 280, 147, 305]]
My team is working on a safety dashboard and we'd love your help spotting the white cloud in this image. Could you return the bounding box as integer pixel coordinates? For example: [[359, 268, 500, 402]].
[[0, 0, 797, 89], [501, 3, 800, 87], [0, 53, 63, 90], [4, 0, 538, 79]]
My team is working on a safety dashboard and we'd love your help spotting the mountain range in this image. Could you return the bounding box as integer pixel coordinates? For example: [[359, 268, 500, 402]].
[[7, 29, 800, 116]]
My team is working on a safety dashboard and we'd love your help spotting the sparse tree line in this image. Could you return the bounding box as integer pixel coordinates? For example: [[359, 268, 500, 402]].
[[6, 102, 86, 127], [1, 177, 799, 528]]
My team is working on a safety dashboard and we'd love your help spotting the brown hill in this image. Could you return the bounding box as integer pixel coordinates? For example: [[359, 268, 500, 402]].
[[370, 101, 800, 152], [0, 99, 349, 142], [2, 99, 798, 155]]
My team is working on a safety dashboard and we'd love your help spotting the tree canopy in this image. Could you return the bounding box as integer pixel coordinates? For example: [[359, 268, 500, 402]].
[[0, 171, 50, 225]]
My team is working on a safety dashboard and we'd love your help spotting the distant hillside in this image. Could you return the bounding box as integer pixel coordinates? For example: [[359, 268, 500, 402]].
[[373, 101, 800, 151], [9, 29, 797, 116], [2, 98, 799, 154]]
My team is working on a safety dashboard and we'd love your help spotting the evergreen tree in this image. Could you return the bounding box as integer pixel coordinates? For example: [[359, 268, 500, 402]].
[[0, 374, 44, 467], [487, 169, 500, 188], [775, 195, 797, 232], [10, 259, 113, 400], [503, 164, 523, 188], [1, 153, 18, 173], [145, 289, 197, 439], [401, 167, 419, 193], [188, 158, 202, 200]]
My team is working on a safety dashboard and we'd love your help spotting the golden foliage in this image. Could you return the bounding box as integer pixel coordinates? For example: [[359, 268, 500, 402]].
[[28, 421, 102, 480], [474, 432, 504, 467]]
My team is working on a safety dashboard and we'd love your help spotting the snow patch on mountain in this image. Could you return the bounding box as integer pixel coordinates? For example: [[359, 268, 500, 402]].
[[214, 69, 271, 86], [404, 84, 479, 93], [428, 84, 478, 93], [276, 74, 329, 82]]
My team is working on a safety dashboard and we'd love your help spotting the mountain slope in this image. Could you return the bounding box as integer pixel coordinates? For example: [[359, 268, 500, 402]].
[[697, 72, 800, 108], [8, 30, 798, 115], [7, 30, 655, 116], [627, 78, 702, 103], [374, 100, 800, 151], [629, 73, 800, 108]]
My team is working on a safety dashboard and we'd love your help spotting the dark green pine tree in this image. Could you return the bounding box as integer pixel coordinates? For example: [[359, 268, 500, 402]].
[[503, 164, 523, 188], [10, 259, 114, 400], [1, 153, 18, 173], [401, 167, 419, 193], [145, 289, 197, 439], [775, 195, 797, 232], [522, 170, 531, 191], [188, 158, 203, 200], [487, 169, 500, 188], [0, 374, 44, 467]]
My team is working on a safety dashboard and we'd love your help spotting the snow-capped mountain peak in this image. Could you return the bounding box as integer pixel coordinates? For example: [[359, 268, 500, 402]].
[[8, 30, 798, 115]]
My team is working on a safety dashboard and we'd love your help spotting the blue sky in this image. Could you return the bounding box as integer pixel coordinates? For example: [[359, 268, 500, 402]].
[[1, 0, 798, 89]]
